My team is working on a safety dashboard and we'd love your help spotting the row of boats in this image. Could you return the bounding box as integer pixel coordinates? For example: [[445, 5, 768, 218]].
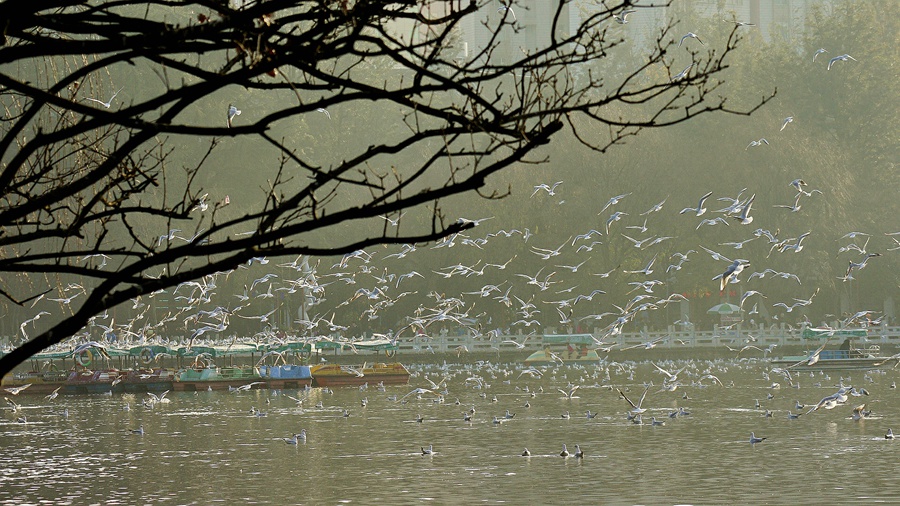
[[2, 362, 411, 396]]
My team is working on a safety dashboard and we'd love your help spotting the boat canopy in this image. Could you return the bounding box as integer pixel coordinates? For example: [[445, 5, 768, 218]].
[[269, 342, 313, 354], [128, 345, 174, 357], [801, 327, 868, 339], [313, 339, 397, 352]]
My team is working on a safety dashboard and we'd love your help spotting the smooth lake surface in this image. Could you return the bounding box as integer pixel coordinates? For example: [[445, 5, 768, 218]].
[[2, 357, 899, 505]]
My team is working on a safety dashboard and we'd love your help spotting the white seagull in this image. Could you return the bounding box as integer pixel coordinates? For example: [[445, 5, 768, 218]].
[[733, 194, 756, 225], [85, 87, 124, 108], [671, 63, 693, 82], [780, 116, 794, 131], [749, 432, 766, 444], [227, 104, 241, 128], [827, 54, 857, 71], [680, 191, 713, 216], [746, 138, 769, 150], [497, 5, 516, 21], [679, 32, 704, 47], [718, 259, 750, 291], [614, 9, 636, 24], [812, 48, 828, 62]]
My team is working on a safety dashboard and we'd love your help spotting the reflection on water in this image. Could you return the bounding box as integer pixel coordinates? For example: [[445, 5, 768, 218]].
[[2, 358, 899, 504]]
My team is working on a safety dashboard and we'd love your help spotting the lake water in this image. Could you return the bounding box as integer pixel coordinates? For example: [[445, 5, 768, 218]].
[[2, 357, 898, 505]]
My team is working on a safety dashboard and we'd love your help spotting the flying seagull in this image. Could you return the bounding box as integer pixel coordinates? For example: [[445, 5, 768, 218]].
[[680, 191, 713, 216], [614, 9, 636, 24], [227, 104, 241, 128], [780, 116, 794, 131], [827, 54, 857, 71], [718, 259, 750, 291], [679, 32, 704, 47], [85, 87, 124, 109], [812, 48, 828, 62]]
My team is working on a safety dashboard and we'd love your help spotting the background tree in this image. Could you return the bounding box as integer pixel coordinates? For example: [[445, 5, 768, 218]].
[[0, 0, 769, 375]]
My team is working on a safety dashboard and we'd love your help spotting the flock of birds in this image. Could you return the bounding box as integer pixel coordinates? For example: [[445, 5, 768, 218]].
[[19, 4, 883, 367], [8, 4, 896, 453], [5, 358, 897, 459]]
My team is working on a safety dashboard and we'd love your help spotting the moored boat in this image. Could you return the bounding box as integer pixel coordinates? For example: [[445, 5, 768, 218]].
[[310, 362, 410, 387], [120, 368, 177, 392], [172, 366, 264, 391], [258, 364, 313, 389], [1, 370, 70, 395], [64, 369, 123, 394], [771, 327, 890, 371]]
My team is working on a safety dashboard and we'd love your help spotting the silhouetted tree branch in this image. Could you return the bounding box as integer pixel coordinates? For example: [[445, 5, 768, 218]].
[[0, 0, 770, 375]]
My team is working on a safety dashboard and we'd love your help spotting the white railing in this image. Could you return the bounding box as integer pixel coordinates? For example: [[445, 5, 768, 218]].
[[338, 323, 900, 356]]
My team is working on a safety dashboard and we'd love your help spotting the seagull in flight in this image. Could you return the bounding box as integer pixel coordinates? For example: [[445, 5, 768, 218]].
[[812, 48, 828, 62], [85, 87, 124, 108], [827, 54, 857, 71], [601, 193, 632, 213], [717, 259, 750, 291], [780, 116, 794, 131], [724, 19, 755, 27], [679, 32, 704, 47], [227, 104, 241, 128], [614, 9, 636, 24], [618, 385, 651, 415], [640, 197, 667, 216], [670, 63, 693, 82], [623, 253, 658, 276], [773, 193, 802, 213], [605, 211, 628, 235], [558, 385, 580, 399], [497, 5, 516, 21], [316, 107, 331, 119], [746, 138, 769, 150], [680, 191, 713, 216], [733, 194, 755, 225], [532, 181, 563, 197]]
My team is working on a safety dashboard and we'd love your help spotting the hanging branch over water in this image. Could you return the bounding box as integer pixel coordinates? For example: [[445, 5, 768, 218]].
[[0, 0, 771, 375]]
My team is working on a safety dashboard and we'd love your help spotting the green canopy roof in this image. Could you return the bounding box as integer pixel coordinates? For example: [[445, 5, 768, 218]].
[[271, 342, 313, 353], [128, 345, 174, 357], [707, 303, 742, 315], [177, 346, 218, 357], [801, 327, 867, 339], [313, 339, 398, 352]]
